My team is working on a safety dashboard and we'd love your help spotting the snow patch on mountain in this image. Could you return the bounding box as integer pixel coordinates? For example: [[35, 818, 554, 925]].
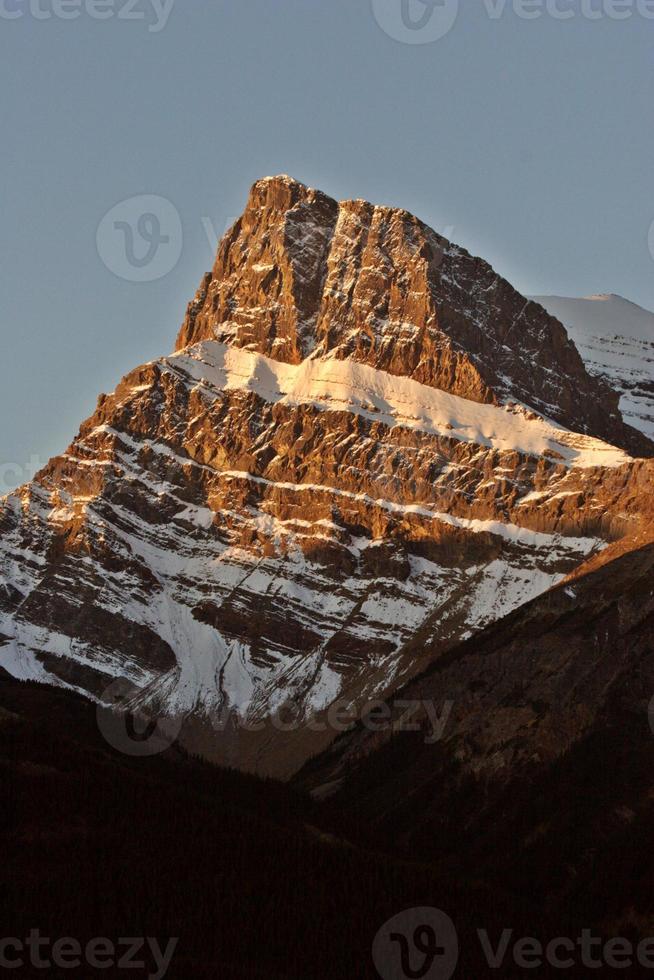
[[166, 340, 630, 469]]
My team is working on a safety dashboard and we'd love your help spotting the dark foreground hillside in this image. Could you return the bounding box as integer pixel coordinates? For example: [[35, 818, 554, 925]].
[[0, 673, 511, 979], [3, 668, 654, 978]]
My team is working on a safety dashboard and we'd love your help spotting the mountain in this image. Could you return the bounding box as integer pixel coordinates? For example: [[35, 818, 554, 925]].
[[2, 176, 654, 778], [298, 539, 654, 939], [531, 294, 654, 442]]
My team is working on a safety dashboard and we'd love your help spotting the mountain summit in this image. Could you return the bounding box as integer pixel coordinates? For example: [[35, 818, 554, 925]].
[[179, 176, 651, 456], [2, 177, 654, 776]]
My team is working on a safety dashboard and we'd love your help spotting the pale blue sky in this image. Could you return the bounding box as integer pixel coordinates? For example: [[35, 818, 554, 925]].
[[1, 0, 652, 490]]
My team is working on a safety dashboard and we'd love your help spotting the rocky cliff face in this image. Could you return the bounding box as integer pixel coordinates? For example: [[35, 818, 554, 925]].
[[179, 177, 652, 456], [2, 176, 654, 777]]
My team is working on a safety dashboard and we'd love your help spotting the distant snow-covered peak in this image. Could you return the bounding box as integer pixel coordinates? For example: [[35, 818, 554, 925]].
[[531, 294, 654, 441], [532, 293, 654, 341]]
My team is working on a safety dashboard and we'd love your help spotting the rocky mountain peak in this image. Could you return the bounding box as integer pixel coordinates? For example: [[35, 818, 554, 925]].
[[3, 177, 654, 778], [177, 177, 653, 457]]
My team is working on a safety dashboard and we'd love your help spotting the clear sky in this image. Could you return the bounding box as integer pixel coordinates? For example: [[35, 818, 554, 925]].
[[1, 0, 652, 491]]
